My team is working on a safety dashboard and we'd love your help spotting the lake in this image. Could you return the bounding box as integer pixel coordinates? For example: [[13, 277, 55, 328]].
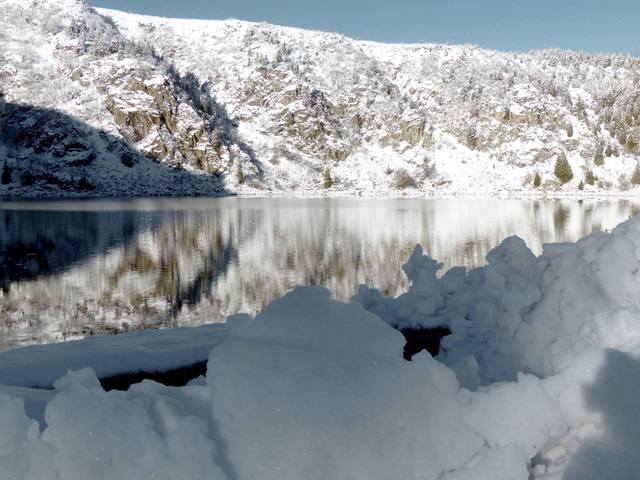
[[1, 197, 638, 350]]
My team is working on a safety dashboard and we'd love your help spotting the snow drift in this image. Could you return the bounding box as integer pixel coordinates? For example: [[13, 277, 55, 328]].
[[4, 215, 640, 478]]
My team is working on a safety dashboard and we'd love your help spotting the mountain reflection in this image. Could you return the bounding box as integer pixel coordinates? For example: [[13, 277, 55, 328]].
[[1, 197, 638, 350]]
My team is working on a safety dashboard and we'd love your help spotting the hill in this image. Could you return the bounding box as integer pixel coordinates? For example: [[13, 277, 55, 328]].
[[1, 0, 639, 196]]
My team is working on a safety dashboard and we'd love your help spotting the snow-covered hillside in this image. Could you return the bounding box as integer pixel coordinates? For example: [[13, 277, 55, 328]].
[[1, 0, 639, 197]]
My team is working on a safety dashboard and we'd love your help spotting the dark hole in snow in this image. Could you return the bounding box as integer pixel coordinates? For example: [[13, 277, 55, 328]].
[[400, 327, 451, 360], [99, 361, 207, 391], [99, 327, 452, 389]]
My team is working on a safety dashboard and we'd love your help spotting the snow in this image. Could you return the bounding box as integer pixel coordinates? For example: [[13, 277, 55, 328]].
[[0, 323, 228, 389], [3, 214, 640, 478], [2, 0, 640, 198]]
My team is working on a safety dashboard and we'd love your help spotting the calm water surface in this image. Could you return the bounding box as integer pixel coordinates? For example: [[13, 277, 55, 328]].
[[1, 197, 639, 350]]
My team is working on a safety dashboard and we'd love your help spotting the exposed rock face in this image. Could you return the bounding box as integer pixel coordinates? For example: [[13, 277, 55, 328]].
[[1, 0, 639, 196], [0, 99, 227, 197]]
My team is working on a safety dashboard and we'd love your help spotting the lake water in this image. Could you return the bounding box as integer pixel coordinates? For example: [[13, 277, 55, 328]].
[[1, 197, 639, 350]]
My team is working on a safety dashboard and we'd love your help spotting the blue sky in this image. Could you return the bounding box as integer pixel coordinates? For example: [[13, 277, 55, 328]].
[[90, 0, 640, 56]]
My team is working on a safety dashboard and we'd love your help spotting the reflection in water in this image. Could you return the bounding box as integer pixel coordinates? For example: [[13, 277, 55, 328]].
[[0, 206, 163, 289], [0, 197, 638, 350]]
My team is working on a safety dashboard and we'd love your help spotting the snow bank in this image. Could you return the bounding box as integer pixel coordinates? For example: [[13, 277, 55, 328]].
[[4, 216, 640, 478], [353, 217, 640, 386], [208, 287, 483, 479]]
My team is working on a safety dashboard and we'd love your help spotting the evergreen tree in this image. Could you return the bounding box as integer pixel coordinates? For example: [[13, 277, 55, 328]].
[[566, 124, 574, 137], [236, 163, 244, 184], [585, 169, 596, 185], [594, 151, 604, 166], [605, 145, 613, 157], [533, 172, 541, 188], [323, 168, 332, 189], [554, 154, 573, 184], [1, 163, 10, 185]]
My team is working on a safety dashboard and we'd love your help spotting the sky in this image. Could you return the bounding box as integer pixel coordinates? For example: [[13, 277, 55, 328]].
[[90, 0, 640, 56]]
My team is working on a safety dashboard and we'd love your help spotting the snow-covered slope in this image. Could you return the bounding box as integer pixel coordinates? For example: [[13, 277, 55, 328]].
[[1, 0, 640, 196]]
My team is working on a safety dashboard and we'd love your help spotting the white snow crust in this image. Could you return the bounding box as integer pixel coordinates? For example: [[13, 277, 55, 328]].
[[4, 216, 640, 478]]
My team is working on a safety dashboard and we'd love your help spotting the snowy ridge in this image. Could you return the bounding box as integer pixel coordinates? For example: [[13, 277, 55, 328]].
[[1, 0, 639, 196], [4, 215, 640, 477]]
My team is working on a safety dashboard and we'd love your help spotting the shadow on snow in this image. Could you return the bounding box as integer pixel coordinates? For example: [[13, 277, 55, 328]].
[[562, 349, 640, 480]]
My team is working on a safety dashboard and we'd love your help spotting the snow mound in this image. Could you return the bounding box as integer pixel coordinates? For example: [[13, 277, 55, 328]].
[[4, 216, 640, 478], [208, 286, 483, 479], [353, 217, 640, 386]]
